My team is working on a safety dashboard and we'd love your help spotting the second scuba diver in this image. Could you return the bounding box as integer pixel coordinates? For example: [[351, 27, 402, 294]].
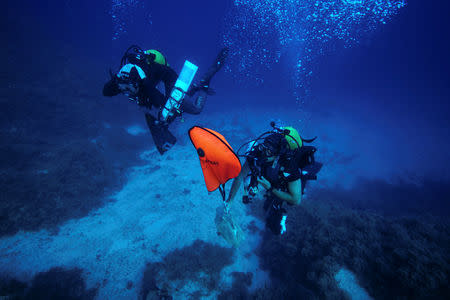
[[226, 122, 323, 235], [103, 45, 229, 154]]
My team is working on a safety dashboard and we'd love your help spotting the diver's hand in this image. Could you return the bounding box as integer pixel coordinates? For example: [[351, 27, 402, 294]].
[[257, 176, 271, 190]]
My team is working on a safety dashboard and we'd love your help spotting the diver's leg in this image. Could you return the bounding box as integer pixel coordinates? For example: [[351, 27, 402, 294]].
[[180, 90, 207, 115], [181, 48, 228, 114], [189, 47, 229, 95], [201, 47, 229, 86]]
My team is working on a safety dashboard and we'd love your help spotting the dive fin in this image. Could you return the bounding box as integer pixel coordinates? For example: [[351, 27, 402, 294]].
[[145, 113, 176, 155]]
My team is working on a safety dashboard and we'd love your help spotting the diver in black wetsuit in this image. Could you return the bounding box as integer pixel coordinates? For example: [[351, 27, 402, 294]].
[[226, 123, 322, 235], [102, 46, 229, 154], [103, 46, 228, 115]]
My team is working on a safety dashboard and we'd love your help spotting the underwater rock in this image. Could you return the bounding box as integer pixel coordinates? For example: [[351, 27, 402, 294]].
[[0, 277, 27, 299], [0, 267, 97, 300], [217, 272, 253, 299], [251, 185, 450, 299], [140, 240, 234, 299], [335, 268, 371, 300], [126, 280, 133, 290]]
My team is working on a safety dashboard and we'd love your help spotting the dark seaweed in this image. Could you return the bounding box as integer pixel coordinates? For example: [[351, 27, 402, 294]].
[[0, 267, 97, 300], [140, 240, 235, 299], [0, 56, 153, 236], [247, 179, 450, 299]]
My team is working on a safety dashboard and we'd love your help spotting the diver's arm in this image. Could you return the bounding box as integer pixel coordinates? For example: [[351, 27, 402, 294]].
[[139, 78, 168, 108], [103, 79, 121, 96], [271, 179, 302, 205], [226, 161, 250, 204]]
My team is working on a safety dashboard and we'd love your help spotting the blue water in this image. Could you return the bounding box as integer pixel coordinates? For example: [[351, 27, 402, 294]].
[[1, 0, 449, 299]]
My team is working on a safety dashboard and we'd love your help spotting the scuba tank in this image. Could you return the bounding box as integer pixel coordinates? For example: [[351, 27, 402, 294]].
[[159, 60, 198, 122]]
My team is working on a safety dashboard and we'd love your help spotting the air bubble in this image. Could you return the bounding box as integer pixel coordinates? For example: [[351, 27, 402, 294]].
[[223, 0, 406, 103]]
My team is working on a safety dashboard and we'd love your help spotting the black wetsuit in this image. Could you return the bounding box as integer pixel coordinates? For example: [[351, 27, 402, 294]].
[[103, 61, 206, 114], [247, 151, 304, 235], [262, 157, 302, 190]]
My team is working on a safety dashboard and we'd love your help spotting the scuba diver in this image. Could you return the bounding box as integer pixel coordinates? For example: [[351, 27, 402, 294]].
[[226, 122, 323, 235], [103, 45, 229, 154]]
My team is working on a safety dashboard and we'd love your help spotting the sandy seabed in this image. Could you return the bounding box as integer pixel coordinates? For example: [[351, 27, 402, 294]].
[[1, 106, 442, 299]]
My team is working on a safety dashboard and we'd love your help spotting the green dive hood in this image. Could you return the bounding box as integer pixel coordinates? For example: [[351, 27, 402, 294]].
[[283, 126, 302, 150], [144, 49, 168, 66]]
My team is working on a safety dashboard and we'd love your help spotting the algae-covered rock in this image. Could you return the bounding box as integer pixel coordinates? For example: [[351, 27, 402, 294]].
[[215, 206, 244, 247]]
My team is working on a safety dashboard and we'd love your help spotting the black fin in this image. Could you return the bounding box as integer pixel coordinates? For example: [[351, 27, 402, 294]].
[[145, 113, 176, 155]]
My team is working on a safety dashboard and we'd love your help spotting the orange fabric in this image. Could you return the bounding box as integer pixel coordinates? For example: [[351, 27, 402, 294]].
[[189, 126, 242, 192]]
